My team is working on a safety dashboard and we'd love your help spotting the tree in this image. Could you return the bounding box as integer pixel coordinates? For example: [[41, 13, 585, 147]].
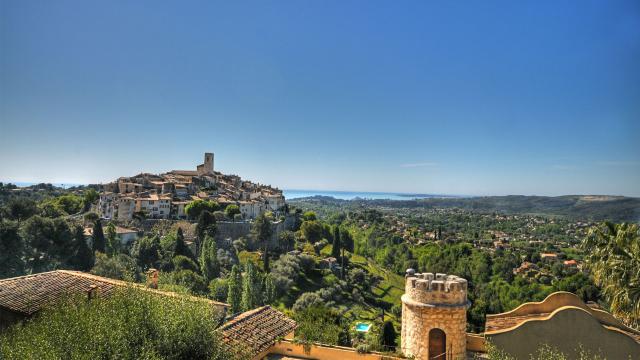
[[252, 212, 273, 272], [301, 220, 323, 243], [279, 230, 295, 252], [263, 274, 276, 305], [195, 211, 216, 256], [224, 204, 241, 220], [0, 219, 24, 278], [72, 225, 94, 271], [241, 262, 262, 311], [302, 211, 317, 221], [342, 230, 354, 253], [131, 235, 162, 269], [331, 225, 341, 259], [227, 265, 243, 314], [174, 227, 193, 259], [92, 219, 106, 253], [4, 198, 37, 224], [185, 199, 219, 220], [91, 253, 140, 281], [583, 222, 640, 327], [105, 222, 120, 256], [378, 320, 397, 351], [199, 235, 219, 282], [173, 255, 199, 272], [82, 188, 99, 211]]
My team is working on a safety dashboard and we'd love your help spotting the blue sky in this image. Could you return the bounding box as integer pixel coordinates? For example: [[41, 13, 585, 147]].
[[1, 1, 639, 196]]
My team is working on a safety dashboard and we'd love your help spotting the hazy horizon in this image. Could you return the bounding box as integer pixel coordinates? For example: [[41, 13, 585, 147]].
[[1, 1, 639, 197]]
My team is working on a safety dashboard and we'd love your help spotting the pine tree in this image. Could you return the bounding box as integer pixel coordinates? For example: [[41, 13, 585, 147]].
[[241, 262, 262, 311], [227, 265, 243, 314], [199, 235, 219, 282], [92, 219, 106, 253], [331, 225, 341, 259], [73, 225, 94, 271]]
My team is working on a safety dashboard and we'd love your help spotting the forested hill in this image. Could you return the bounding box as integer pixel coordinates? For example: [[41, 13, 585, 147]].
[[292, 195, 640, 222]]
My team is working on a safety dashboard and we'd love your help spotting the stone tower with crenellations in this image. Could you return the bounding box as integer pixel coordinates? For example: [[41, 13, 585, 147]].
[[197, 152, 214, 175], [401, 270, 469, 360]]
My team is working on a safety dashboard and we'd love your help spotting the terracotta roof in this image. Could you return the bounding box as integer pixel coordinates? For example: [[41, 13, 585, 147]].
[[0, 270, 228, 316], [0, 270, 119, 315], [221, 306, 297, 357]]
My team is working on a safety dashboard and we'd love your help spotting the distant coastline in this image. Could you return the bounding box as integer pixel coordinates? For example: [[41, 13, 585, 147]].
[[283, 189, 460, 201]]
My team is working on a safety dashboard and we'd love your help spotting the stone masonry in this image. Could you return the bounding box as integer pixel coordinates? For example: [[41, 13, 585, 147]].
[[401, 271, 469, 360]]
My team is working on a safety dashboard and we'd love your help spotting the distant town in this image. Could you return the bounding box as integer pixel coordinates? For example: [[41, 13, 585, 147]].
[[96, 153, 286, 221]]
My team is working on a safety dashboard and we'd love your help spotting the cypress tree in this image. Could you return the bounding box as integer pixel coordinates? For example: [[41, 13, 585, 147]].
[[263, 274, 276, 305], [199, 235, 219, 282], [174, 227, 193, 259], [92, 219, 106, 253], [73, 225, 94, 271], [227, 265, 243, 314], [379, 320, 397, 351], [241, 262, 262, 311], [331, 226, 341, 259]]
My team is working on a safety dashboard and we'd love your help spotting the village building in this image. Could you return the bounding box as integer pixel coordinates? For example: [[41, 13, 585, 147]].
[[96, 153, 286, 221]]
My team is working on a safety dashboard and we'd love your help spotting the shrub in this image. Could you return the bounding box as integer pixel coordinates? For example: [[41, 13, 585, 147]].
[[0, 288, 236, 359]]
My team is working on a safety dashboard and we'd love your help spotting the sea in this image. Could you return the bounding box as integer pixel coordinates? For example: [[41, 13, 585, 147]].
[[283, 189, 456, 201]]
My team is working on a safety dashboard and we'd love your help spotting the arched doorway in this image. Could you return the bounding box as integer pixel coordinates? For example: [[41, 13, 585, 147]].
[[428, 328, 446, 359]]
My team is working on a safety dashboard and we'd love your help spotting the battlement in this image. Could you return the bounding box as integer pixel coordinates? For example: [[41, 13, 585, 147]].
[[404, 271, 468, 306]]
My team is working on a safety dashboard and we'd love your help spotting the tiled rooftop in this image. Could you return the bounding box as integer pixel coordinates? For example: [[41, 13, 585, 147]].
[[0, 270, 228, 316], [221, 306, 297, 357]]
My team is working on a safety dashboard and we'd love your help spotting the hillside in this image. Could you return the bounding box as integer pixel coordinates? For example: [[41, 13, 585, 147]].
[[291, 195, 640, 222]]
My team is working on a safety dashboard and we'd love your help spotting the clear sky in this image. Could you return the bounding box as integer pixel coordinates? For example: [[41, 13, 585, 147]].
[[1, 1, 639, 196]]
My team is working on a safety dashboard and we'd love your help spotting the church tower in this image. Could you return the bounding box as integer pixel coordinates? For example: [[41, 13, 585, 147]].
[[401, 271, 469, 360], [198, 152, 214, 175]]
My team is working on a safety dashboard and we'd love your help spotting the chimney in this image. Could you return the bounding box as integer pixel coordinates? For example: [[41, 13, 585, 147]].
[[87, 284, 99, 300], [146, 268, 159, 289]]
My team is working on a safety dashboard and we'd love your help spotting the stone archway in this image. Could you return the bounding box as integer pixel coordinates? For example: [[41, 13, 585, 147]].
[[429, 328, 446, 359]]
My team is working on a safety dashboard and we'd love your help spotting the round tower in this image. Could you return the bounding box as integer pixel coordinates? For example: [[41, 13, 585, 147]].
[[401, 271, 469, 360]]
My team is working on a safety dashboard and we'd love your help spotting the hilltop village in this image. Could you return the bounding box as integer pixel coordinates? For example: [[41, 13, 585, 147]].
[[96, 153, 286, 221]]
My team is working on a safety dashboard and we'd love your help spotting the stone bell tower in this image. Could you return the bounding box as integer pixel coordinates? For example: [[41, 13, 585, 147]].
[[401, 270, 469, 360]]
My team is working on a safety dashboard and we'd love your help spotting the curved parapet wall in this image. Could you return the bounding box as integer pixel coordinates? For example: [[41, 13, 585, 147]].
[[486, 291, 639, 336], [486, 306, 640, 359], [401, 272, 469, 360]]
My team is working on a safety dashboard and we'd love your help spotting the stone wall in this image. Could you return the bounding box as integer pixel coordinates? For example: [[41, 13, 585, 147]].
[[401, 272, 469, 360]]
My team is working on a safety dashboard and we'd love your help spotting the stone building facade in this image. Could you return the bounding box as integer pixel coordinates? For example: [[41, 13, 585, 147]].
[[401, 271, 469, 360]]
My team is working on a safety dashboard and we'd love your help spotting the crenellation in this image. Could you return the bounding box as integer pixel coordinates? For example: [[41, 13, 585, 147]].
[[402, 270, 469, 360]]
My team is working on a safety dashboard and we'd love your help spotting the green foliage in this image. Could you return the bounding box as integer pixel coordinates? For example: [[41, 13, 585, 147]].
[[199, 235, 219, 282], [170, 269, 208, 295], [185, 199, 220, 220], [173, 255, 199, 272], [3, 197, 38, 222], [131, 235, 162, 269], [331, 225, 341, 259], [196, 211, 217, 255], [583, 222, 640, 327], [224, 204, 241, 219], [0, 288, 234, 359], [227, 265, 243, 314], [241, 262, 262, 311], [72, 225, 94, 271], [302, 211, 317, 221], [106, 222, 121, 256], [378, 320, 397, 351], [91, 252, 140, 281], [293, 305, 350, 346], [0, 219, 24, 278], [92, 219, 106, 253], [263, 274, 276, 305], [301, 220, 323, 243], [209, 278, 229, 302]]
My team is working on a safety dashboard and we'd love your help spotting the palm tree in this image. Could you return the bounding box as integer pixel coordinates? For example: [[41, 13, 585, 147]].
[[582, 222, 640, 327]]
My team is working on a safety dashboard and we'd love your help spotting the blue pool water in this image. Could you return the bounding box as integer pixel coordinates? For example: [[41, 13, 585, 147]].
[[355, 323, 371, 332]]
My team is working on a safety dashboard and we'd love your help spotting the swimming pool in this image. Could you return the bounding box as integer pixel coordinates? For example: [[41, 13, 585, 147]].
[[355, 322, 372, 332]]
